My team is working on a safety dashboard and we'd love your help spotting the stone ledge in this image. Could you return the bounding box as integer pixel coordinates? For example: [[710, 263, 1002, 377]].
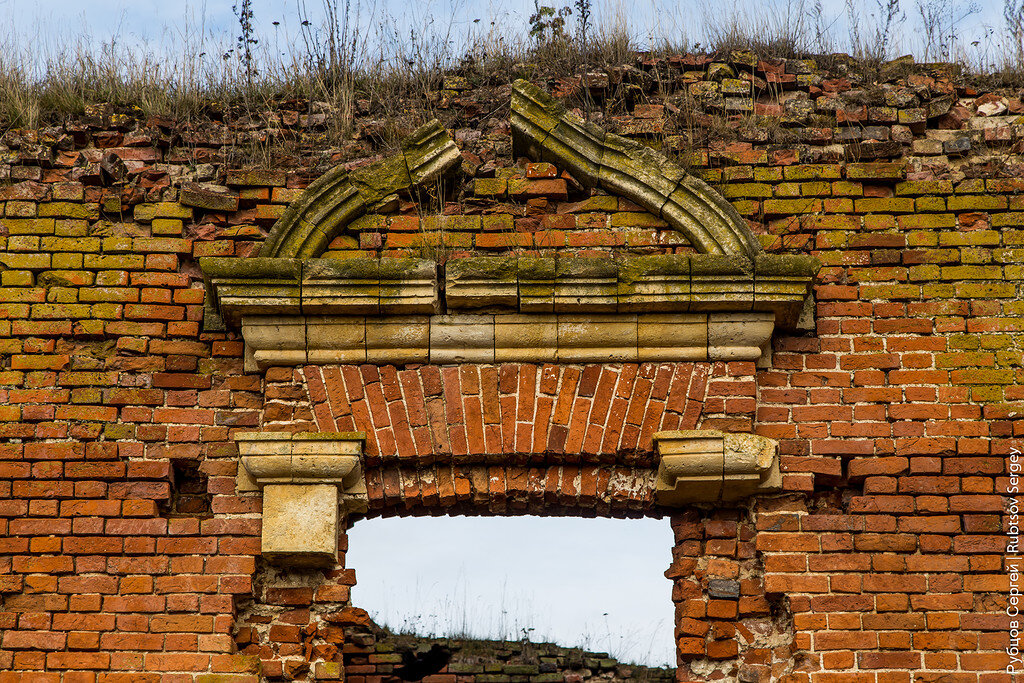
[[202, 253, 819, 332], [239, 312, 775, 371], [202, 257, 438, 328], [653, 430, 781, 504]]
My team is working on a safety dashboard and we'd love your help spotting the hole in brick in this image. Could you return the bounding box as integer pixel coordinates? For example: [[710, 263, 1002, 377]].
[[170, 459, 212, 516], [346, 515, 676, 667]]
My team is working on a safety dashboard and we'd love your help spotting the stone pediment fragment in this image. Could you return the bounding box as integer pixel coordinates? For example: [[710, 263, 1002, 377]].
[[259, 120, 461, 259], [201, 81, 821, 369], [202, 254, 817, 370], [510, 79, 762, 258]]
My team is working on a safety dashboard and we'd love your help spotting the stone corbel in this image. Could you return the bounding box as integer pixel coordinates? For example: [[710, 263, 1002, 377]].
[[653, 430, 781, 505], [235, 432, 368, 567]]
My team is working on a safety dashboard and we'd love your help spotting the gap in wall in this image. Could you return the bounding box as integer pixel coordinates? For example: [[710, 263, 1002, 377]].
[[345, 514, 677, 667]]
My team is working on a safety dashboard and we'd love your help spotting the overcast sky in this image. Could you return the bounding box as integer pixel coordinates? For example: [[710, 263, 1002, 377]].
[[347, 514, 677, 667], [0, 0, 1010, 73]]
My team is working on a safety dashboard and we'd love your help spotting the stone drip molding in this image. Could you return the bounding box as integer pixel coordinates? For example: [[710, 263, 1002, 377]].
[[653, 430, 781, 504], [510, 79, 761, 258], [236, 431, 368, 567]]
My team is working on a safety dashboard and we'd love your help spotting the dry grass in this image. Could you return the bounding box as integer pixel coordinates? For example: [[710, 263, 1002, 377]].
[[0, 0, 1019, 137]]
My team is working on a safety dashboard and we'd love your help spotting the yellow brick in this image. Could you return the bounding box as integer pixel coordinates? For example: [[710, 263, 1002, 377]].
[[947, 195, 1008, 212], [763, 198, 822, 215], [51, 254, 83, 269], [39, 237, 102, 252], [134, 203, 193, 221], [940, 265, 1002, 280], [799, 181, 831, 196], [771, 182, 801, 198], [3, 218, 55, 235], [0, 253, 51, 270], [37, 202, 99, 220], [54, 220, 89, 237], [854, 198, 915, 213], [151, 219, 183, 236], [830, 181, 863, 197], [914, 197, 946, 212], [938, 231, 1000, 247], [1, 271, 34, 286]]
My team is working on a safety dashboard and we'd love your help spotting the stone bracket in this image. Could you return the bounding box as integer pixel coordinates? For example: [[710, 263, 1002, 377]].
[[653, 430, 781, 505], [236, 432, 368, 567]]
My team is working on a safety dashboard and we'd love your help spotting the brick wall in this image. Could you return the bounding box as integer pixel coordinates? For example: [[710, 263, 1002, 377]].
[[0, 53, 1019, 681]]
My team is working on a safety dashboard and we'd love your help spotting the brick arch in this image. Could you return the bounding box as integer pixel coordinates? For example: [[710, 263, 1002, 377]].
[[292, 362, 711, 462], [357, 462, 662, 518], [259, 361, 728, 516]]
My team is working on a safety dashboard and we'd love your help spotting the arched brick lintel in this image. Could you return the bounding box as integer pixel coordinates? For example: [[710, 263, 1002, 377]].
[[260, 361, 760, 464]]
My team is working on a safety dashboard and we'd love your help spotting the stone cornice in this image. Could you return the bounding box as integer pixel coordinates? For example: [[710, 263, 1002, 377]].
[[511, 79, 762, 258], [202, 254, 818, 369], [653, 430, 781, 504], [202, 254, 818, 324], [239, 311, 775, 370]]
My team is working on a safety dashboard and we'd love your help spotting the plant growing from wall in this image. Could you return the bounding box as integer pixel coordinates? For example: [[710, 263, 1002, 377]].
[[232, 0, 259, 89], [845, 0, 905, 62], [1007, 0, 1024, 67], [575, 0, 592, 49], [915, 0, 980, 62], [529, 0, 572, 44]]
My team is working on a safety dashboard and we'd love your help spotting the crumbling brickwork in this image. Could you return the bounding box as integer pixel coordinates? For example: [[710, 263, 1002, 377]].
[[0, 52, 1019, 682]]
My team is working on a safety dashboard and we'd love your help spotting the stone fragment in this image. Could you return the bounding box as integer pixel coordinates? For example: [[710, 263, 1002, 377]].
[[179, 182, 240, 212]]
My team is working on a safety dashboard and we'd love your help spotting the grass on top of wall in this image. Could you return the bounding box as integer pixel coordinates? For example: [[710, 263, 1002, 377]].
[[2, 0, 1024, 137]]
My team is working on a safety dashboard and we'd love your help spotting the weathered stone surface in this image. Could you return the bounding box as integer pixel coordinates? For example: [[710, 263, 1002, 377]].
[[238, 311, 775, 368], [654, 430, 781, 504], [511, 79, 762, 257], [259, 120, 460, 258], [179, 182, 240, 212], [237, 432, 367, 567], [261, 484, 339, 566]]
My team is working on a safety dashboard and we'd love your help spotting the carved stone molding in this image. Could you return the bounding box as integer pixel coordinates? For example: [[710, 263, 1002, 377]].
[[201, 254, 818, 370], [239, 311, 775, 370], [510, 79, 761, 258], [653, 430, 781, 504], [258, 120, 460, 259], [236, 432, 368, 567], [199, 82, 822, 369]]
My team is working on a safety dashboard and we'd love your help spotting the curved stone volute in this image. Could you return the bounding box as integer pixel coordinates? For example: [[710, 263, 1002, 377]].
[[259, 120, 461, 259], [510, 79, 763, 258]]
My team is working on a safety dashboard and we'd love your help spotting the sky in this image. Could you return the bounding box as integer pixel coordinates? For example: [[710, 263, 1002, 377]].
[[346, 514, 677, 667], [0, 0, 1011, 75]]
